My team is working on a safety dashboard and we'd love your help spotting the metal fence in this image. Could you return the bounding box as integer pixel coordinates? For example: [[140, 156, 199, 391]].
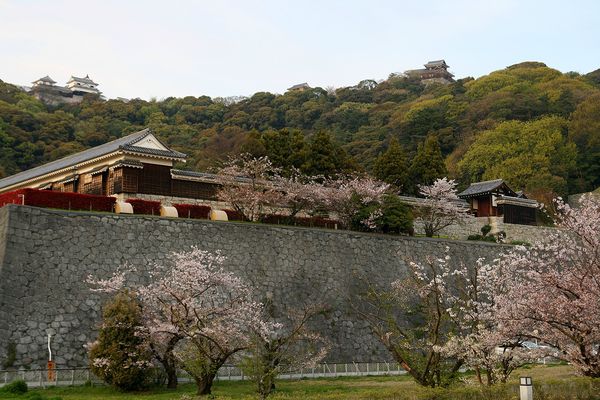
[[0, 362, 407, 388]]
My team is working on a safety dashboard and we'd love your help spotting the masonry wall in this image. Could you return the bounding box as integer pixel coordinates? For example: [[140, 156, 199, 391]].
[[414, 216, 556, 243], [0, 205, 506, 369]]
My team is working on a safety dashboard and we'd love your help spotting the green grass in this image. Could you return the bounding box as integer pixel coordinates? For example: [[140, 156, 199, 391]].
[[1, 365, 599, 400]]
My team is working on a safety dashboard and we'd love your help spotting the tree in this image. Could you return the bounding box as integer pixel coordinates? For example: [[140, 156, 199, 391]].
[[494, 194, 600, 377], [457, 116, 577, 196], [88, 291, 153, 391], [375, 194, 414, 235], [319, 175, 389, 229], [215, 154, 283, 221], [275, 170, 324, 222], [354, 252, 464, 387], [242, 304, 329, 399], [433, 258, 537, 386], [568, 93, 600, 192], [90, 248, 274, 395], [373, 138, 409, 189], [408, 135, 447, 194], [302, 131, 353, 177], [416, 178, 472, 237]]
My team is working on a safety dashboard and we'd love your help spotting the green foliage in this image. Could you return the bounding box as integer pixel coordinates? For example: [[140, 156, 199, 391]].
[[373, 138, 409, 189], [88, 291, 153, 391], [480, 224, 492, 236], [1, 62, 599, 199], [458, 116, 577, 196], [2, 342, 16, 369], [408, 135, 447, 194], [301, 131, 353, 177], [377, 194, 414, 234], [0, 380, 27, 394]]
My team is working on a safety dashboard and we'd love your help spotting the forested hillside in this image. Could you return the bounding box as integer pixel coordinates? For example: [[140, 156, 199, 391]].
[[1, 61, 599, 200]]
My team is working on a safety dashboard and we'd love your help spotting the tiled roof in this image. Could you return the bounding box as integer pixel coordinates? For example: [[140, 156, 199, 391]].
[[32, 75, 56, 84], [457, 179, 505, 198], [0, 129, 186, 190], [287, 83, 310, 90], [68, 75, 98, 85]]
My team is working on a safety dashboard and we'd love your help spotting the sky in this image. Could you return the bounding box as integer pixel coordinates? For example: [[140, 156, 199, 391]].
[[1, 0, 599, 100]]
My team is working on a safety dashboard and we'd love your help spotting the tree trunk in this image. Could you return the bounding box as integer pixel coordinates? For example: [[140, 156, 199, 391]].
[[165, 363, 178, 389], [195, 372, 217, 396]]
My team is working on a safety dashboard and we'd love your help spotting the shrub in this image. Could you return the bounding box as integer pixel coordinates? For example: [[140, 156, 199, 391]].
[[377, 194, 414, 235], [0, 379, 28, 394], [173, 203, 211, 219], [2, 341, 16, 369], [0, 189, 115, 212], [89, 291, 153, 391], [481, 224, 492, 236], [125, 198, 161, 215]]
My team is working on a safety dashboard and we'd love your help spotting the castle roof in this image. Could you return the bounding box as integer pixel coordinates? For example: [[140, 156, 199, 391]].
[[0, 129, 186, 191], [287, 82, 310, 91], [32, 76, 56, 85], [67, 75, 98, 86], [424, 60, 449, 69]]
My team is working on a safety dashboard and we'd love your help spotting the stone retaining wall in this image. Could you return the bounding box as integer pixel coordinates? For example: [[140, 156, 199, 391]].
[[0, 205, 506, 369]]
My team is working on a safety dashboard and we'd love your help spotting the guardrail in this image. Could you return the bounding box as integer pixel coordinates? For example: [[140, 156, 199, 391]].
[[0, 362, 407, 388]]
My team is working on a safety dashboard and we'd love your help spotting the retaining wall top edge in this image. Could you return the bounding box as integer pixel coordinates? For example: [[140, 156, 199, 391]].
[[2, 204, 510, 248]]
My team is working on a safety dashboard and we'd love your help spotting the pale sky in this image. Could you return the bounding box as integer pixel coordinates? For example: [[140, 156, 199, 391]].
[[1, 0, 599, 100]]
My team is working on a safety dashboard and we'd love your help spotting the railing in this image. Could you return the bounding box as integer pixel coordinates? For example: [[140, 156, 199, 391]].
[[0, 362, 407, 388]]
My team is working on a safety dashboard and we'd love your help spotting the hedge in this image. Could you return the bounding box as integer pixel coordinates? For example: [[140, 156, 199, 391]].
[[0, 189, 115, 212], [173, 203, 211, 219], [125, 198, 161, 215]]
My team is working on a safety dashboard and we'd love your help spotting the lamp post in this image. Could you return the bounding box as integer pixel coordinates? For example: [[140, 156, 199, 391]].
[[17, 194, 25, 205], [520, 376, 533, 400]]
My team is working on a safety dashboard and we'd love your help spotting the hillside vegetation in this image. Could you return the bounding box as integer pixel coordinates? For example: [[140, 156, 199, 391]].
[[1, 61, 599, 199]]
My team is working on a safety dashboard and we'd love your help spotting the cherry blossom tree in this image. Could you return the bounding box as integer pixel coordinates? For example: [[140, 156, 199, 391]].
[[494, 194, 600, 377], [215, 154, 283, 221], [89, 248, 274, 395], [356, 247, 538, 387], [241, 304, 330, 399], [274, 169, 325, 222], [433, 257, 537, 385], [417, 178, 472, 237], [354, 250, 463, 387], [320, 175, 390, 228]]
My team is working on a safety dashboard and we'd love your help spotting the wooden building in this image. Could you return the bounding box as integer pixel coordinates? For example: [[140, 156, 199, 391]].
[[404, 60, 455, 85], [458, 179, 538, 225], [0, 129, 222, 201]]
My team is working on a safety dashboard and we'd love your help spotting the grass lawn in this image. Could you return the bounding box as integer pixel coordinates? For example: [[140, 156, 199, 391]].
[[1, 365, 599, 400]]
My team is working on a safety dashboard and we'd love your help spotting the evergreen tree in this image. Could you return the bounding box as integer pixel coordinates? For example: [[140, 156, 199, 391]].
[[373, 137, 409, 190], [302, 131, 352, 177], [89, 291, 153, 391], [408, 135, 447, 195]]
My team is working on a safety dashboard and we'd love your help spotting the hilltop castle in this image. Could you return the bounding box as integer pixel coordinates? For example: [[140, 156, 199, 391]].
[[28, 74, 102, 105], [404, 60, 455, 85]]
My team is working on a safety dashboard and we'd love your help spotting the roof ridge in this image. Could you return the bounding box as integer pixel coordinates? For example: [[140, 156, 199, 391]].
[[471, 178, 503, 184]]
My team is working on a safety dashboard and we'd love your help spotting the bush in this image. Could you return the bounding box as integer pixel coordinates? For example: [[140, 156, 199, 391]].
[[125, 198, 161, 215], [2, 341, 16, 369], [89, 291, 153, 391], [0, 379, 28, 394], [0, 189, 115, 212], [173, 203, 211, 219], [378, 194, 414, 235], [481, 224, 492, 236]]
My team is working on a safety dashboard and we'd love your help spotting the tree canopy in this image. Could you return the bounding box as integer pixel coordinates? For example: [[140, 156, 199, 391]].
[[1, 60, 599, 197]]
